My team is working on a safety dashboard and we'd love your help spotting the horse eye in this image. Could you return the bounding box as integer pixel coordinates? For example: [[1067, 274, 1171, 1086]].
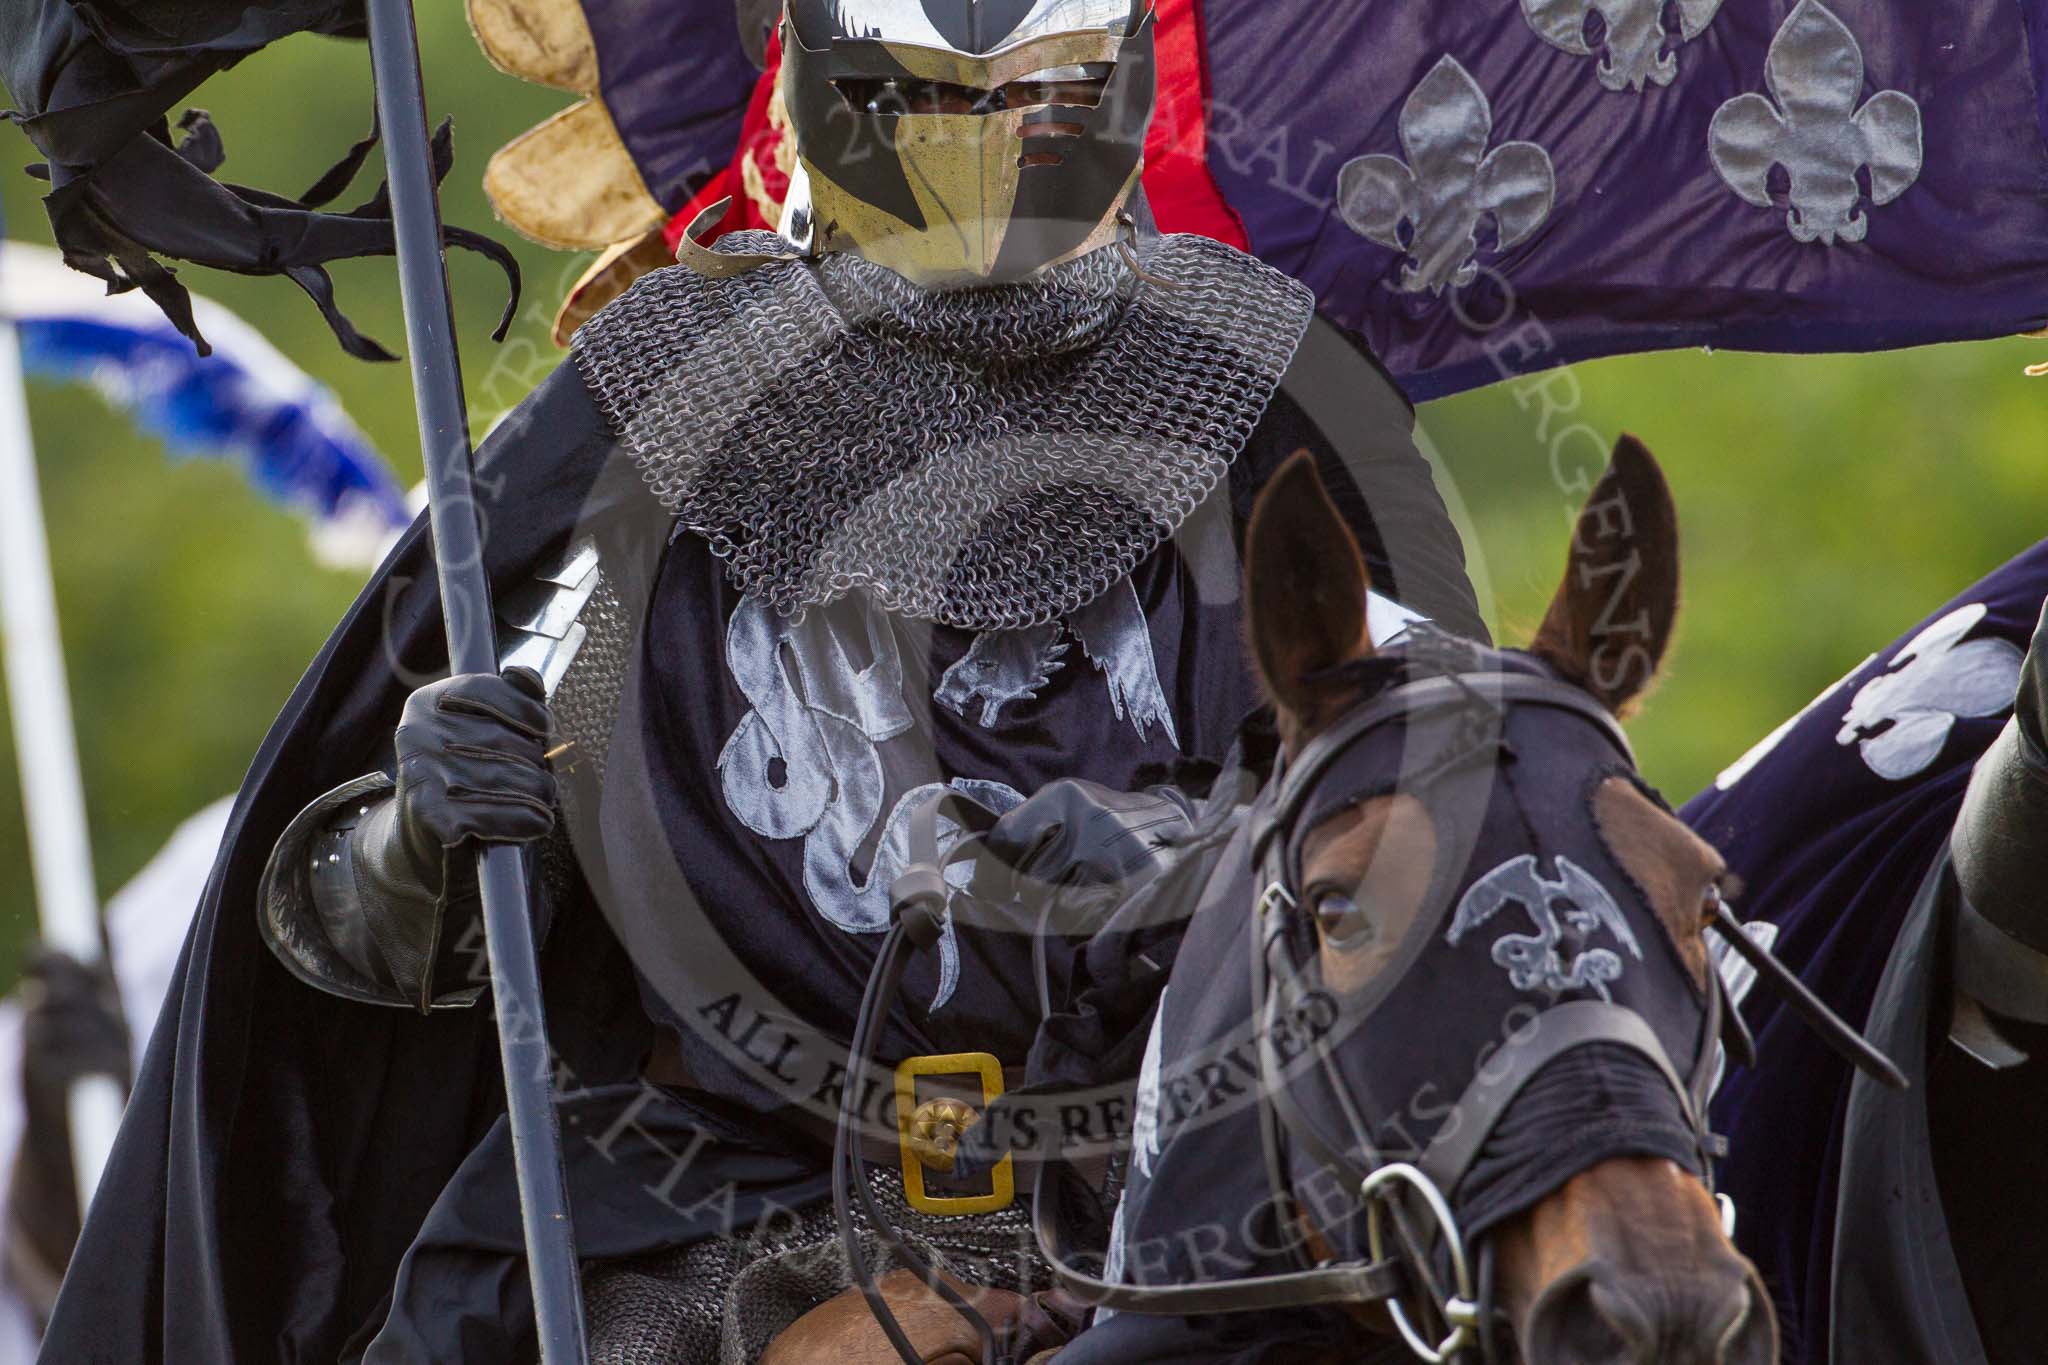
[[1314, 890, 1377, 947]]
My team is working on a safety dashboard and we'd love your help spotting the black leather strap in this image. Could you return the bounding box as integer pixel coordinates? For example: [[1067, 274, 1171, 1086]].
[[1416, 1001, 1700, 1197], [1707, 902, 1907, 1090], [1029, 1159, 1412, 1314], [1252, 671, 1635, 874]]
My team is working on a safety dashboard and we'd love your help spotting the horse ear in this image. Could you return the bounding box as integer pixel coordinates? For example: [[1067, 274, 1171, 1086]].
[[1245, 450, 1372, 727], [1530, 434, 1679, 715]]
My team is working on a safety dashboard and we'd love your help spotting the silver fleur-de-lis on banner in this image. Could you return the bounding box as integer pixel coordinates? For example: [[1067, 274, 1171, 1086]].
[[1709, 0, 1923, 244], [1522, 0, 1727, 92], [1337, 55, 1555, 295]]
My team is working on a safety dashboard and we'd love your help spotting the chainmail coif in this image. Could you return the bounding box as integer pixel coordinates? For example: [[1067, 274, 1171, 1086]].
[[572, 231, 1314, 631]]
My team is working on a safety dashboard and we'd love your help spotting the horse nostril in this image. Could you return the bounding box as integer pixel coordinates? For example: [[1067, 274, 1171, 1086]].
[[1690, 1269, 1778, 1365], [1590, 1280, 1657, 1351], [1526, 1267, 1633, 1365], [1524, 1265, 1779, 1365], [1722, 1273, 1780, 1365]]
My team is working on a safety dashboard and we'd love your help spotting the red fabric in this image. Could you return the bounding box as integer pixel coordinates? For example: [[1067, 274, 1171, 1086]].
[[664, 28, 788, 251], [1143, 0, 1246, 247], [663, 5, 1244, 251]]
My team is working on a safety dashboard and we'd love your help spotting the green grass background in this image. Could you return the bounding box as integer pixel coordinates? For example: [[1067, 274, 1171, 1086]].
[[1, 14, 2040, 987]]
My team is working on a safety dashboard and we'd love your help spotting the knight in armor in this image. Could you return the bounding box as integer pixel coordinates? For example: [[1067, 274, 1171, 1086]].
[[44, 3, 1481, 1360]]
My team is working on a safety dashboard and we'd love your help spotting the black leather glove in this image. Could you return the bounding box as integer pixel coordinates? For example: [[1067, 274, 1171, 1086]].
[[969, 778, 1196, 911], [18, 950, 130, 1100], [341, 668, 557, 1006], [11, 951, 130, 1299]]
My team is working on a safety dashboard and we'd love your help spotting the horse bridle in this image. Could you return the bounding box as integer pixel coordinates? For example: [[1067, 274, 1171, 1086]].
[[1243, 669, 1725, 1362], [1005, 668, 1730, 1364], [839, 664, 1907, 1365]]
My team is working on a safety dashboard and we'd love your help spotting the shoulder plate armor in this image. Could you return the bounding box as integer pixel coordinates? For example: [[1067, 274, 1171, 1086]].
[[498, 535, 603, 698], [498, 533, 635, 796], [500, 535, 637, 929]]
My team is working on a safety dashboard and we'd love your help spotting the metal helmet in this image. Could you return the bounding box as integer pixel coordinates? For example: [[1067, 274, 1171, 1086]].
[[779, 1, 1157, 287]]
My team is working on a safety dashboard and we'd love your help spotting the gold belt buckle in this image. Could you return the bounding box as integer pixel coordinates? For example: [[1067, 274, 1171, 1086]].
[[894, 1051, 1014, 1216]]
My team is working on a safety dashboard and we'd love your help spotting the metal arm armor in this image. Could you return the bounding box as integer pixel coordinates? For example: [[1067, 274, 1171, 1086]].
[[1949, 601, 2048, 1066], [258, 537, 604, 1008]]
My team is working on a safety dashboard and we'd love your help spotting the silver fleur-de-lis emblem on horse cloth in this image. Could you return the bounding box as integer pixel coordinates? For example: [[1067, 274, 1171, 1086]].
[[1836, 603, 2019, 781], [1709, 0, 1923, 245], [1337, 55, 1556, 295], [1522, 0, 1726, 92]]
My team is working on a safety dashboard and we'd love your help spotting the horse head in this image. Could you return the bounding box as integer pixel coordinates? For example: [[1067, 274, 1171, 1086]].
[[1239, 437, 1774, 1364]]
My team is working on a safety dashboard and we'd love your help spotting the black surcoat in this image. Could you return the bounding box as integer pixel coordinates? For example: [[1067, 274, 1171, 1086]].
[[42, 277, 1479, 1360]]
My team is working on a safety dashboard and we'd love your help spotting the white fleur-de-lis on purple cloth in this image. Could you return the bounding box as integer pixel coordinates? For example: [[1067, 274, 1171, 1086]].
[[1337, 55, 1556, 295], [1709, 0, 1923, 245], [1836, 604, 2020, 781], [1522, 0, 1726, 93]]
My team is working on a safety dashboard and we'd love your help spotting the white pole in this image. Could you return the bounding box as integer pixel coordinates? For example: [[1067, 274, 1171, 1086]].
[[0, 297, 124, 1215]]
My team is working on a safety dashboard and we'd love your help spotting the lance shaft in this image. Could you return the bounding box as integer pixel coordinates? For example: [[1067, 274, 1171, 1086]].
[[0, 258, 126, 1219], [362, 2, 589, 1358]]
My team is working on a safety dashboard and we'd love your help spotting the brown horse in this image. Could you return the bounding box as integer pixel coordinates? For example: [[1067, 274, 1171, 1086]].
[[768, 436, 1775, 1364], [1218, 438, 1773, 1363]]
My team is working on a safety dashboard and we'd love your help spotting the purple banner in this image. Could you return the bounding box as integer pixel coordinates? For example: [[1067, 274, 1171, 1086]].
[[584, 0, 762, 210], [1199, 0, 2048, 398]]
